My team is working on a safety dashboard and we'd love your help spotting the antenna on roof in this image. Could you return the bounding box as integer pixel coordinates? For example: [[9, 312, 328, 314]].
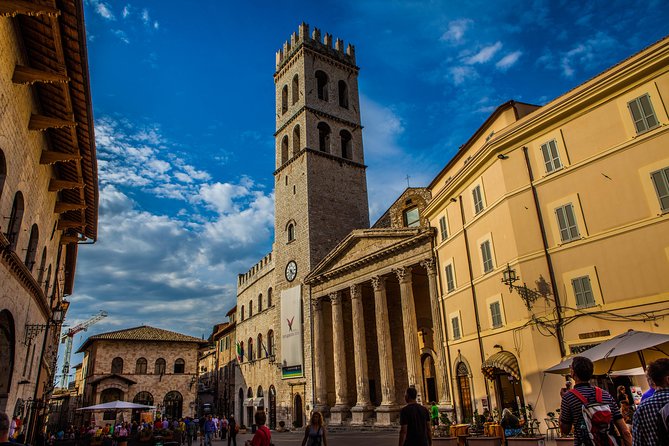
[[405, 175, 411, 188]]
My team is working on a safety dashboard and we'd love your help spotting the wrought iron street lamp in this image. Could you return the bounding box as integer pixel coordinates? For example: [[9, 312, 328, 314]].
[[24, 301, 68, 345], [500, 264, 551, 310]]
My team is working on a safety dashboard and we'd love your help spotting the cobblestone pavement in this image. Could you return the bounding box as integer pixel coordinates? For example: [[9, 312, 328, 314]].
[[214, 430, 399, 446]]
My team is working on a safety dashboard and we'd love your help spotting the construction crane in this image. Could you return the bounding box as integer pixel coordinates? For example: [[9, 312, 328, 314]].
[[59, 310, 108, 389]]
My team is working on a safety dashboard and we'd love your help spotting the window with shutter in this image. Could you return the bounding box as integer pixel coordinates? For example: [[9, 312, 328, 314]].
[[481, 240, 494, 273], [451, 316, 461, 340], [572, 276, 596, 308], [472, 186, 484, 214], [439, 216, 448, 241], [555, 204, 580, 243], [490, 301, 503, 328], [540, 139, 563, 173], [628, 94, 659, 134], [445, 264, 455, 293], [650, 167, 669, 212]]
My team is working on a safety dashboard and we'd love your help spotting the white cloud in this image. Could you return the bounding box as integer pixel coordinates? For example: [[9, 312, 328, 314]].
[[466, 42, 503, 64], [111, 29, 129, 44], [121, 5, 130, 18], [360, 94, 405, 157], [440, 19, 473, 44], [154, 21, 160, 30], [141, 9, 150, 25], [449, 66, 478, 85], [496, 51, 523, 71], [90, 0, 115, 20]]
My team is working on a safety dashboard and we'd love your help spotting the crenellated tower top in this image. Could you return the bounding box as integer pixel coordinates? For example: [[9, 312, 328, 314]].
[[275, 22, 356, 71]]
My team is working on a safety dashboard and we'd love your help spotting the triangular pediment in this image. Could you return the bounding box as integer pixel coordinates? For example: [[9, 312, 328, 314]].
[[306, 227, 431, 282]]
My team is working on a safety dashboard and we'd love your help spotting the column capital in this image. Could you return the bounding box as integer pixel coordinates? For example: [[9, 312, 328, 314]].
[[371, 276, 386, 292], [420, 258, 437, 276], [329, 291, 342, 306], [393, 266, 413, 283], [350, 283, 362, 300], [312, 298, 324, 312]]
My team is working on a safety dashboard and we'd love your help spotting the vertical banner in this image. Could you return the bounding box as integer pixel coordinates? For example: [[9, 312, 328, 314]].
[[280, 285, 303, 378]]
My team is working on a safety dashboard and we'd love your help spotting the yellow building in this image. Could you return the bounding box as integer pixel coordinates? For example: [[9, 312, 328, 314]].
[[424, 36, 669, 423]]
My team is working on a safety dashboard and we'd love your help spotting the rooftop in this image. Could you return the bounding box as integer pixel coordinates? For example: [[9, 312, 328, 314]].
[[77, 325, 206, 353]]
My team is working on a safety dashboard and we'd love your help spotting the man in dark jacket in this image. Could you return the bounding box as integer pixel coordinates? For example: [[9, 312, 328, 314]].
[[227, 414, 237, 446]]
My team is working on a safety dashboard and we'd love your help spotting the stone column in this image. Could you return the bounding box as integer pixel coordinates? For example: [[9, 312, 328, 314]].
[[421, 258, 452, 409], [329, 291, 350, 425], [350, 283, 373, 424], [312, 298, 329, 415], [394, 265, 423, 403], [371, 276, 400, 425]]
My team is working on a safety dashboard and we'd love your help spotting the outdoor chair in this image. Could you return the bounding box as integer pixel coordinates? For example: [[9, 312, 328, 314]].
[[544, 418, 560, 439]]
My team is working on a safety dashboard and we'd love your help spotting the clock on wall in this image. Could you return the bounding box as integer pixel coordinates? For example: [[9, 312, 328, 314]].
[[285, 260, 297, 282]]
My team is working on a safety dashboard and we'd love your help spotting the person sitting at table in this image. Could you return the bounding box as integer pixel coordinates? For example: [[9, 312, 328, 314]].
[[501, 408, 522, 437]]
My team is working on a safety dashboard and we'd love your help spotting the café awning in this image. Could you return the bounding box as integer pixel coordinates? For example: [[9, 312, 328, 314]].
[[482, 350, 521, 381]]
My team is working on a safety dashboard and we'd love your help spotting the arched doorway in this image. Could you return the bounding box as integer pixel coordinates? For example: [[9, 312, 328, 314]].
[[257, 386, 264, 409], [133, 391, 154, 422], [482, 350, 524, 413], [0, 310, 15, 412], [455, 362, 473, 423], [293, 393, 303, 428], [268, 386, 276, 430], [421, 353, 438, 404], [163, 391, 183, 420], [238, 388, 244, 425], [246, 387, 254, 426]]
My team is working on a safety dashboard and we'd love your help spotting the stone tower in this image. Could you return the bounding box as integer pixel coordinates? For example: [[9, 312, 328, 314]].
[[273, 23, 369, 284]]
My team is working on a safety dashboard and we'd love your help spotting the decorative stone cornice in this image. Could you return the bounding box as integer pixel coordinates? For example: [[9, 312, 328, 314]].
[[0, 233, 50, 318], [274, 105, 362, 137], [273, 147, 366, 176]]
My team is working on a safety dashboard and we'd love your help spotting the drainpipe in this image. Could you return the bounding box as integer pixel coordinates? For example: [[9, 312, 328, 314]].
[[521, 147, 566, 358], [308, 283, 315, 415], [458, 196, 491, 404]]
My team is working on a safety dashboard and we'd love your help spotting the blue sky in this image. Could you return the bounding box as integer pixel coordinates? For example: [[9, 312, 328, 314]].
[[59, 0, 669, 376]]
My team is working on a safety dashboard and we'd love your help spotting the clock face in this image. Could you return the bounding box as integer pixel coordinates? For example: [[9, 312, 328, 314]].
[[285, 260, 297, 282]]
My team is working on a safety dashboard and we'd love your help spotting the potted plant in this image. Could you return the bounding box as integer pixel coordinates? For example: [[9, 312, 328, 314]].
[[433, 412, 457, 445], [467, 410, 502, 446]]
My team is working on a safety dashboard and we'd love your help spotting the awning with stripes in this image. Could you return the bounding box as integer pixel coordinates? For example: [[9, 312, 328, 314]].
[[481, 350, 521, 381]]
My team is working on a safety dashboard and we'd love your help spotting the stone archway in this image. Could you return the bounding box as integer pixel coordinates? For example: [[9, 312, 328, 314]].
[[0, 310, 15, 413], [421, 353, 437, 404], [163, 391, 183, 420], [455, 361, 474, 423]]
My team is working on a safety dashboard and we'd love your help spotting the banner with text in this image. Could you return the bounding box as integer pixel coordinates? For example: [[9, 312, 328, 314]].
[[280, 285, 303, 379]]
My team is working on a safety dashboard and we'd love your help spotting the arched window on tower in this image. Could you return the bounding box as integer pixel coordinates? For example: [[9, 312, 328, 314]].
[[293, 125, 301, 154], [315, 70, 328, 101], [281, 85, 288, 114], [174, 358, 185, 374], [5, 192, 24, 251], [267, 288, 272, 307], [267, 330, 275, 356], [317, 122, 331, 153], [0, 149, 6, 201], [338, 80, 349, 108], [44, 264, 52, 296], [258, 294, 263, 312], [249, 300, 253, 317], [257, 333, 263, 359], [25, 224, 39, 272], [155, 358, 166, 375], [292, 74, 299, 104], [287, 223, 295, 242], [136, 358, 147, 374], [281, 135, 289, 164], [241, 305, 245, 321], [340, 130, 352, 160], [36, 247, 47, 286], [248, 337, 254, 361]]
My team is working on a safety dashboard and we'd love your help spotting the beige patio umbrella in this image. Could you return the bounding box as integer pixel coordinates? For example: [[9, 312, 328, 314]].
[[545, 330, 669, 375]]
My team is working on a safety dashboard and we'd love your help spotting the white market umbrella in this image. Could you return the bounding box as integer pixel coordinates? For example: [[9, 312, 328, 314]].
[[78, 401, 155, 411], [545, 330, 669, 375]]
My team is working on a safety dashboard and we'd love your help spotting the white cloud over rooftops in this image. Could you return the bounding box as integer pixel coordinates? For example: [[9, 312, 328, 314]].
[[466, 41, 503, 64]]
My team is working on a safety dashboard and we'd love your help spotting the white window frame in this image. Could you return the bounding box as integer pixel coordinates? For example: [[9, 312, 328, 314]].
[[439, 215, 448, 241], [627, 93, 659, 135], [449, 312, 462, 340], [444, 261, 456, 293], [571, 275, 596, 309], [540, 139, 563, 174], [555, 203, 580, 243], [650, 167, 669, 213], [480, 239, 494, 273], [472, 185, 484, 214]]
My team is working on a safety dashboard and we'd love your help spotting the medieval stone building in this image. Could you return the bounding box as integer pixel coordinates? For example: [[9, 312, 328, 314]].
[[78, 326, 206, 426], [0, 1, 98, 441]]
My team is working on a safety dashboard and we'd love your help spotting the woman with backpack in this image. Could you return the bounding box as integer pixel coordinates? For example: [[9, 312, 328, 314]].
[[301, 411, 327, 446]]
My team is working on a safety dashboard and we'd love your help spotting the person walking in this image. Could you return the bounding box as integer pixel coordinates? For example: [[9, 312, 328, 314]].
[[220, 416, 228, 442], [186, 418, 197, 446], [398, 387, 431, 446], [245, 411, 270, 446], [559, 356, 632, 446], [204, 415, 216, 446], [632, 358, 669, 446], [429, 402, 439, 433], [227, 414, 237, 446], [301, 411, 327, 446]]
